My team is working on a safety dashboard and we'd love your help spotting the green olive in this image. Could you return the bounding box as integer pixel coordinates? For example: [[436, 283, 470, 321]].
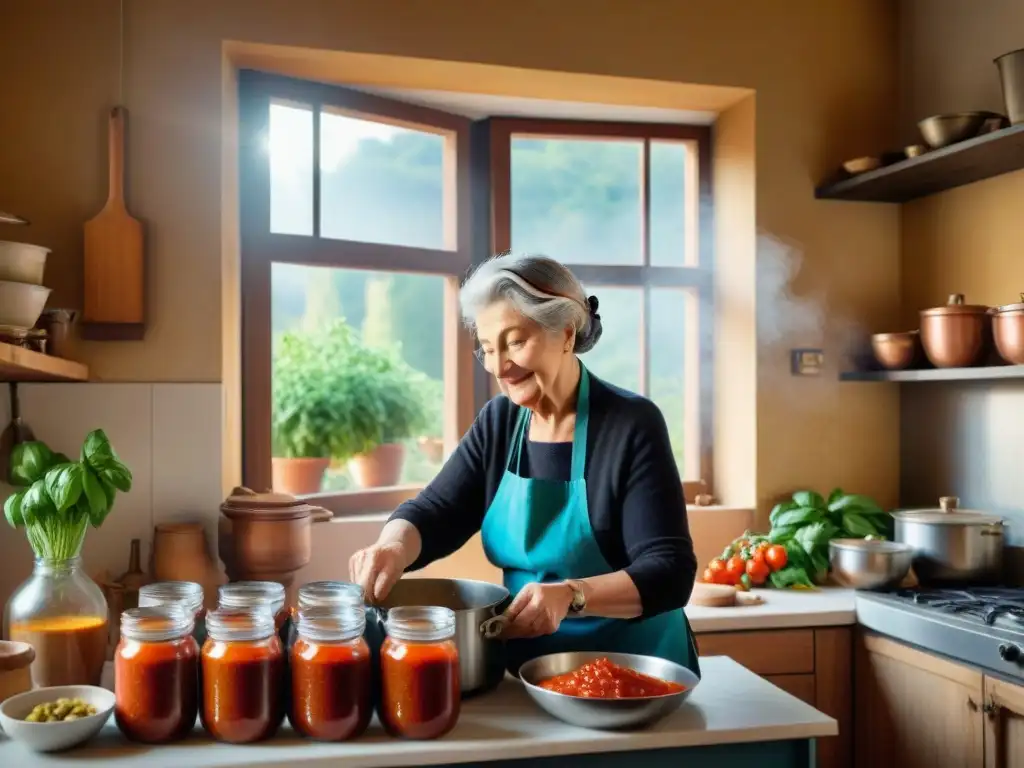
[[24, 712, 42, 723], [63, 714, 81, 721]]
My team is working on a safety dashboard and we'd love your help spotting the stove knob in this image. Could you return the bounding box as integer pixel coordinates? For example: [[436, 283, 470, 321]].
[[999, 643, 1021, 662]]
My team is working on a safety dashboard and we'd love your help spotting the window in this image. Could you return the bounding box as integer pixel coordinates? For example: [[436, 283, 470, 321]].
[[239, 73, 475, 514], [491, 120, 712, 498], [241, 76, 713, 511]]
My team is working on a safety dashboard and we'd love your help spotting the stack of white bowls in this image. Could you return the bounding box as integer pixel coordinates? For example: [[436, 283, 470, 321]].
[[0, 241, 51, 331]]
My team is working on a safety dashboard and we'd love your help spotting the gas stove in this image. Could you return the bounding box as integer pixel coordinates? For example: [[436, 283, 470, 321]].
[[856, 587, 1024, 682]]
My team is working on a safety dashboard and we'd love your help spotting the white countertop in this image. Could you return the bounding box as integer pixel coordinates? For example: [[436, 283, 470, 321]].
[[0, 656, 836, 767], [686, 587, 857, 633]]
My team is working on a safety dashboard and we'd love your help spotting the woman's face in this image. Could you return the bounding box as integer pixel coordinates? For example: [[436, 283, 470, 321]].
[[475, 300, 574, 409]]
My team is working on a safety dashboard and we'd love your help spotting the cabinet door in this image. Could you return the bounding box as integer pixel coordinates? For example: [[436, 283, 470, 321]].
[[984, 676, 1024, 768], [855, 631, 984, 768]]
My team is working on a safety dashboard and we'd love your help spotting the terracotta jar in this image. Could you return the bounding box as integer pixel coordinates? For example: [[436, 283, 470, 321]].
[[218, 488, 332, 591]]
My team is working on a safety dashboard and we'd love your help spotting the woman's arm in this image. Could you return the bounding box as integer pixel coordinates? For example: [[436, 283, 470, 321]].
[[577, 400, 696, 619]]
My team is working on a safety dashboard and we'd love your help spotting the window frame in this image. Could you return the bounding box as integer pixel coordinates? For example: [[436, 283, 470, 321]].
[[238, 71, 477, 514], [488, 118, 715, 501]]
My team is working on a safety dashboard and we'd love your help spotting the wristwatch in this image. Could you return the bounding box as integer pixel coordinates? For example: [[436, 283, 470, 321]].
[[564, 579, 587, 616]]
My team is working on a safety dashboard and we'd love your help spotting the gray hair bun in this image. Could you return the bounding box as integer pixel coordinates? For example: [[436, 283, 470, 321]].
[[574, 295, 603, 354]]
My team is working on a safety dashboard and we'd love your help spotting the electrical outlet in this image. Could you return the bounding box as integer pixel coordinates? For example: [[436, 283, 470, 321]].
[[791, 348, 825, 376]]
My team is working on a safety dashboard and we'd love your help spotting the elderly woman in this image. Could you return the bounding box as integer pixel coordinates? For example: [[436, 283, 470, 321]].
[[350, 253, 700, 676]]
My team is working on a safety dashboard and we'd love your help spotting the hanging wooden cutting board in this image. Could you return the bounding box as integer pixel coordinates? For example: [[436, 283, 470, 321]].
[[82, 106, 145, 340]]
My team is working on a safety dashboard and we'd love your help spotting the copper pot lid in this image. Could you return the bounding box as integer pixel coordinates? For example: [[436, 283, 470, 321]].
[[920, 293, 990, 316], [992, 293, 1024, 314], [220, 486, 321, 521], [891, 496, 1004, 525]]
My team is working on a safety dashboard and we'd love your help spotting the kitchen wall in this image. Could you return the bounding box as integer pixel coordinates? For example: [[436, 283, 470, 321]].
[[897, 0, 1024, 548], [0, 0, 903, 600]]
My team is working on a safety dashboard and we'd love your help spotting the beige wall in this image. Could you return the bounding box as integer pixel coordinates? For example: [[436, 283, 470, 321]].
[[0, 0, 902, 526]]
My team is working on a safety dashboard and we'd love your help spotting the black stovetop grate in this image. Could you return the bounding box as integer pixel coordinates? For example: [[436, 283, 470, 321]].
[[893, 588, 1024, 626]]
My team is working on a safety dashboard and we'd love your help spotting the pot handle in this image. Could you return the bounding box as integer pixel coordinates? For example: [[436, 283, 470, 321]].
[[480, 614, 510, 640], [308, 506, 333, 523], [946, 294, 965, 307], [939, 496, 959, 513]]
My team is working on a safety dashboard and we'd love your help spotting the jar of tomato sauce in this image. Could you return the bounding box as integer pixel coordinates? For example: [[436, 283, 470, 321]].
[[286, 581, 364, 650], [218, 581, 288, 636], [201, 608, 284, 743], [115, 605, 199, 743], [290, 605, 372, 741], [380, 606, 460, 740], [138, 581, 206, 644]]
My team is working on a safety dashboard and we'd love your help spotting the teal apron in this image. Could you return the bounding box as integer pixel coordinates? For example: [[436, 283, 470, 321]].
[[480, 364, 701, 678]]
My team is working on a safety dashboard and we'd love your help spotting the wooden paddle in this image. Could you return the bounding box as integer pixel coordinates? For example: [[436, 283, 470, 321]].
[[83, 106, 144, 338]]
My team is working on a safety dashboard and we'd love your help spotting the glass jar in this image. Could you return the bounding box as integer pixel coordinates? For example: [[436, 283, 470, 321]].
[[4, 556, 109, 687], [380, 606, 460, 740], [286, 581, 364, 650], [114, 606, 199, 743], [138, 581, 206, 644], [218, 581, 288, 637], [290, 605, 372, 741], [201, 608, 284, 743]]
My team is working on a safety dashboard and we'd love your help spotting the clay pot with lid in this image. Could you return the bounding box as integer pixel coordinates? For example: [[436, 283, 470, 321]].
[[919, 293, 991, 368], [218, 487, 332, 591], [991, 293, 1024, 365]]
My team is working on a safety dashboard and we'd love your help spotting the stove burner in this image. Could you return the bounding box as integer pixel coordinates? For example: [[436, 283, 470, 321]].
[[895, 588, 1024, 626]]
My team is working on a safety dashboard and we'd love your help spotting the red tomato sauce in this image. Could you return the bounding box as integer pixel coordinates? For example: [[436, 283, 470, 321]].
[[537, 657, 686, 699]]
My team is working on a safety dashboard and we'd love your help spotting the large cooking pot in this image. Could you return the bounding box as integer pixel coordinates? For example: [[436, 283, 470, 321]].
[[366, 578, 510, 696], [892, 496, 1006, 585], [919, 294, 991, 368]]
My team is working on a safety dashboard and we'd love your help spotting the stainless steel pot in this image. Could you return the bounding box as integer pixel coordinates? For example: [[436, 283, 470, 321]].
[[892, 496, 1006, 585], [828, 538, 914, 590], [368, 578, 510, 695]]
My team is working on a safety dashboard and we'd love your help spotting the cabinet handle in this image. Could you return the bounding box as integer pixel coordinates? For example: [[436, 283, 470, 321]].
[[968, 697, 979, 711]]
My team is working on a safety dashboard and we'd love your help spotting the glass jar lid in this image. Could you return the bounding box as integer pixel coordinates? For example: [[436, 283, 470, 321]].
[[296, 605, 366, 643], [219, 581, 286, 616], [138, 581, 204, 616], [121, 605, 194, 643], [384, 606, 456, 643], [205, 607, 276, 642], [297, 581, 364, 611]]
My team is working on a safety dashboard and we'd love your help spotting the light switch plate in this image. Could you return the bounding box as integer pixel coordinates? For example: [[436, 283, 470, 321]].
[[791, 348, 825, 376]]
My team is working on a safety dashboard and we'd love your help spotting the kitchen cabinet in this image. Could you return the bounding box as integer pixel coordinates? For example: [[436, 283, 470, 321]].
[[696, 626, 852, 768], [854, 629, 1024, 768]]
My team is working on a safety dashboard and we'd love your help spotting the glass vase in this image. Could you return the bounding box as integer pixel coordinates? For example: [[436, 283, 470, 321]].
[[3, 544, 110, 688]]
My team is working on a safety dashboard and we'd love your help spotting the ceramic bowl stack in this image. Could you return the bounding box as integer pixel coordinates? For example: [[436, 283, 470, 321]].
[[0, 241, 51, 336]]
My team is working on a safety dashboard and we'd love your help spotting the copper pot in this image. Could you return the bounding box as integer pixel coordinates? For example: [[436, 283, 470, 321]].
[[871, 331, 921, 370], [218, 487, 332, 591], [991, 293, 1024, 365], [919, 294, 991, 368]]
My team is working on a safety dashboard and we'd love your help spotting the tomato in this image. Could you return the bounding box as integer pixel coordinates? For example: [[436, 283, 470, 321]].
[[765, 545, 788, 571], [702, 567, 715, 583], [725, 556, 746, 585], [707, 558, 729, 584], [746, 557, 770, 586]]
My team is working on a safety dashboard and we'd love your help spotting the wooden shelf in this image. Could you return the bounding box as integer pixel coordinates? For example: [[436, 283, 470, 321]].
[[840, 365, 1024, 382], [815, 123, 1024, 203], [0, 342, 89, 382]]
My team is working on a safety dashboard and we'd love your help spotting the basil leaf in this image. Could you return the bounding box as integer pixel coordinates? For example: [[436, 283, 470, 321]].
[[81, 429, 117, 472], [769, 500, 799, 526], [81, 466, 109, 521], [828, 493, 885, 515], [10, 441, 56, 486], [22, 479, 56, 525], [100, 463, 132, 493], [773, 507, 822, 528], [4, 490, 26, 528], [791, 490, 826, 510], [827, 487, 844, 506], [44, 463, 84, 514], [842, 511, 877, 538], [770, 566, 816, 589]]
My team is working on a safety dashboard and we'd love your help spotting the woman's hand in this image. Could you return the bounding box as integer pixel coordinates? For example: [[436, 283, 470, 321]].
[[501, 582, 575, 639], [349, 542, 408, 603]]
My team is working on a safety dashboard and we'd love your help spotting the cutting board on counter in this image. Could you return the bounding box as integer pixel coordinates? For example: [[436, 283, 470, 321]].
[[690, 582, 765, 607]]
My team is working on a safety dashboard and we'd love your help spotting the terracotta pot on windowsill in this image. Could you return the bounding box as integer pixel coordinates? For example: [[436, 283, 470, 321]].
[[348, 443, 406, 488], [271, 456, 330, 495]]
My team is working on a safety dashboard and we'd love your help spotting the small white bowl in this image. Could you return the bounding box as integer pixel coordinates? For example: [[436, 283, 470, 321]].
[[0, 241, 50, 285], [0, 279, 50, 329], [0, 685, 114, 753]]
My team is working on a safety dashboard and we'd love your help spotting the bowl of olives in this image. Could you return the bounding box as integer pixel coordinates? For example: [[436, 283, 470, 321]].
[[0, 685, 114, 752]]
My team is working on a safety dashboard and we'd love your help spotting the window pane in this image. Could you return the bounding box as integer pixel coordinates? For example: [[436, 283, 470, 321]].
[[510, 137, 642, 264], [270, 264, 445, 494], [650, 288, 697, 478], [649, 141, 692, 267], [579, 287, 641, 393], [269, 102, 313, 236], [319, 111, 446, 249]]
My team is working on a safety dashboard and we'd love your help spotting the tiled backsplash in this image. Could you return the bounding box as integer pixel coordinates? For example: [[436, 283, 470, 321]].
[[0, 383, 750, 611]]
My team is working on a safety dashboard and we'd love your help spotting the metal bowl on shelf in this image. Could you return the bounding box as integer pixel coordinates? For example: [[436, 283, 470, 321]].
[[829, 538, 913, 590], [518, 651, 699, 730]]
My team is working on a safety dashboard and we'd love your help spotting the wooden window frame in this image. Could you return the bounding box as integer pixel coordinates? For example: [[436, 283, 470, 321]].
[[489, 119, 714, 502], [238, 71, 476, 515]]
